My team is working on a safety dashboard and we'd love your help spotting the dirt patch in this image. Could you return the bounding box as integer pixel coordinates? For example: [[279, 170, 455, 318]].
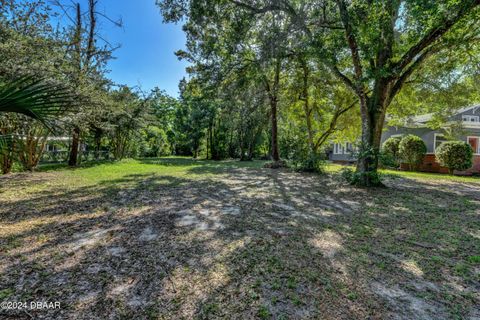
[[0, 164, 479, 319]]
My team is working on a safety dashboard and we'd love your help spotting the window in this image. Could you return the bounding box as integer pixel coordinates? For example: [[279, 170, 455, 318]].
[[462, 115, 479, 122], [333, 143, 343, 155], [333, 143, 354, 155], [344, 143, 352, 154], [467, 136, 480, 154], [434, 134, 448, 151]]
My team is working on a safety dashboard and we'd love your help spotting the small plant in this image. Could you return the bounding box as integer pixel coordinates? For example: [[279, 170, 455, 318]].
[[289, 152, 324, 173], [340, 167, 382, 186], [435, 141, 473, 174], [257, 305, 271, 319], [346, 292, 358, 300], [263, 160, 288, 169], [467, 255, 480, 264], [0, 288, 14, 299], [398, 135, 426, 171], [380, 136, 402, 168]]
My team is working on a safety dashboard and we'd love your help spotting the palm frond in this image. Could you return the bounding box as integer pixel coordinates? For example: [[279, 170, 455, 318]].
[[0, 76, 73, 131]]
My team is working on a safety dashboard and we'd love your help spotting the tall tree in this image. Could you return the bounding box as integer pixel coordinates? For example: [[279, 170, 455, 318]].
[[55, 0, 119, 166], [159, 0, 480, 184]]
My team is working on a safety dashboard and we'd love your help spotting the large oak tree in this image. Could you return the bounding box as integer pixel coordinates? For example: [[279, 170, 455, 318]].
[[158, 0, 480, 185]]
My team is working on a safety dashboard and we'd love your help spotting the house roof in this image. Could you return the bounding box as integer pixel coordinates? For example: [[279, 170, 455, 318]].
[[408, 104, 480, 125]]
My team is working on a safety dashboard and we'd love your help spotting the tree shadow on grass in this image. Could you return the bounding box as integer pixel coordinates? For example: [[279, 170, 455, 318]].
[[0, 168, 479, 319], [141, 157, 266, 172]]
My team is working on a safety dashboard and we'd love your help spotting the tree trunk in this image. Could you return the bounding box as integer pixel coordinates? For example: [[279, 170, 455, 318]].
[[209, 123, 214, 159], [206, 126, 210, 160], [68, 126, 80, 166], [268, 58, 281, 163], [356, 89, 388, 186], [1, 147, 14, 174], [270, 96, 280, 162], [1, 137, 15, 174], [94, 128, 102, 160], [247, 140, 254, 160], [300, 58, 314, 153]]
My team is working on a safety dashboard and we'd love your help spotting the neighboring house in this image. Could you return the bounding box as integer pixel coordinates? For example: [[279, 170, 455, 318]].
[[328, 142, 357, 163], [329, 105, 480, 174]]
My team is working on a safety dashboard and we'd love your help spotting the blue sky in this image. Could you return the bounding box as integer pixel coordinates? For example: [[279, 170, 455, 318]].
[[55, 0, 189, 97]]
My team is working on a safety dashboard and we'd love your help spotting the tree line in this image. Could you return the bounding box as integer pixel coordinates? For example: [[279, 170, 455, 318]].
[[157, 0, 480, 185], [1, 1, 480, 188], [0, 0, 180, 173]]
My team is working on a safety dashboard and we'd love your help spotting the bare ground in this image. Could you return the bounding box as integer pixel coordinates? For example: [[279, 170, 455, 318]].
[[0, 162, 479, 319]]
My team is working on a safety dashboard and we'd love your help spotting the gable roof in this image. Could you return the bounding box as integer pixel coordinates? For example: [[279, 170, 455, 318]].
[[409, 104, 480, 125]]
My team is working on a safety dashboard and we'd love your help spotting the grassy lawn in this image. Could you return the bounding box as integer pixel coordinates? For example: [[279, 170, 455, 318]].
[[1, 158, 479, 319], [326, 162, 480, 184]]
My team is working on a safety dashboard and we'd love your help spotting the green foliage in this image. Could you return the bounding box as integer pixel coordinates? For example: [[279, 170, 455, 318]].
[[289, 152, 324, 173], [380, 137, 402, 168], [139, 126, 171, 157], [340, 167, 382, 187], [0, 77, 72, 130], [257, 305, 271, 319], [436, 141, 473, 174], [399, 135, 427, 171], [158, 0, 480, 183]]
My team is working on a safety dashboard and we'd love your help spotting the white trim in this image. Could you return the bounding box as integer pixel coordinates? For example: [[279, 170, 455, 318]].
[[344, 142, 351, 155], [333, 143, 342, 155], [467, 136, 480, 155], [434, 133, 448, 152], [462, 115, 479, 123], [333, 142, 353, 155], [403, 105, 480, 127]]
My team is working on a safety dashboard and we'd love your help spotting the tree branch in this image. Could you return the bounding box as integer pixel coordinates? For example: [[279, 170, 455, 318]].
[[394, 0, 480, 74], [330, 65, 356, 93], [335, 0, 363, 82], [313, 100, 357, 150], [388, 46, 439, 105]]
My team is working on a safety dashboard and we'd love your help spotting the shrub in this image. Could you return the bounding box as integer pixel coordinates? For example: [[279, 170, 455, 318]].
[[289, 152, 324, 173], [340, 167, 382, 186], [398, 135, 426, 171], [380, 136, 401, 168], [263, 160, 288, 169], [435, 141, 473, 174]]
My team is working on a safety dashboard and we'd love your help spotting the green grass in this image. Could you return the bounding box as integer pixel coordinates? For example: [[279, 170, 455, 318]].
[[1, 157, 479, 319], [324, 162, 480, 183], [22, 158, 480, 187], [34, 158, 267, 186]]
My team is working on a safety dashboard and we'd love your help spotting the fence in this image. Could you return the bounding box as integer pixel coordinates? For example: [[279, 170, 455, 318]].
[[40, 150, 112, 164]]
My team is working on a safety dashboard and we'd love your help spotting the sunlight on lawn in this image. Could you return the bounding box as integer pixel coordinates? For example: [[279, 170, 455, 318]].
[[325, 162, 480, 184], [36, 158, 267, 188], [2, 157, 480, 319]]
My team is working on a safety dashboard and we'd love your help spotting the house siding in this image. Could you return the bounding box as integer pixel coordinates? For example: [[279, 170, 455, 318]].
[[329, 152, 356, 162], [329, 106, 480, 174], [381, 126, 480, 174], [381, 127, 437, 152], [450, 106, 480, 122], [328, 143, 357, 162], [382, 126, 480, 154]]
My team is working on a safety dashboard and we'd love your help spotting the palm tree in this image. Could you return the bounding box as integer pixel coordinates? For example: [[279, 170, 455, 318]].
[[0, 76, 73, 149]]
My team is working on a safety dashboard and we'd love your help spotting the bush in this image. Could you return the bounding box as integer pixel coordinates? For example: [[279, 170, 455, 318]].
[[380, 137, 401, 168], [289, 152, 324, 173], [263, 160, 288, 169], [398, 135, 426, 171], [340, 167, 382, 186], [435, 141, 473, 174]]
